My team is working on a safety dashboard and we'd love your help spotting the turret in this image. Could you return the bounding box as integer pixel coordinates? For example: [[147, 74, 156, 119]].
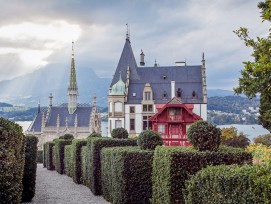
[[140, 50, 145, 66], [67, 41, 79, 114]]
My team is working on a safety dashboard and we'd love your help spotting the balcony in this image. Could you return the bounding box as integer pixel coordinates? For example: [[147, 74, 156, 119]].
[[168, 114, 183, 122]]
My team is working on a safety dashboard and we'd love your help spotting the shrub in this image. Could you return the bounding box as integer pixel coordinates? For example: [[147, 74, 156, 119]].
[[37, 150, 43, 163], [111, 127, 129, 139], [137, 130, 163, 150], [184, 164, 271, 204], [86, 137, 137, 195], [22, 135, 38, 202], [254, 133, 271, 146], [224, 133, 250, 148], [81, 146, 88, 186], [60, 133, 74, 140], [71, 139, 87, 184], [187, 120, 221, 151], [0, 118, 25, 203], [45, 142, 55, 170], [152, 146, 252, 204], [54, 139, 72, 174], [88, 131, 102, 138], [43, 143, 46, 168], [247, 143, 271, 164], [64, 145, 72, 177], [101, 146, 153, 204]]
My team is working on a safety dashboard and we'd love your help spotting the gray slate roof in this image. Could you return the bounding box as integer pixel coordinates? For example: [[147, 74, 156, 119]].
[[110, 38, 204, 104], [28, 105, 92, 132]]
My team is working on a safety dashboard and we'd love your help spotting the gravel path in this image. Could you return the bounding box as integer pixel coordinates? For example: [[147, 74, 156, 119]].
[[24, 164, 110, 204]]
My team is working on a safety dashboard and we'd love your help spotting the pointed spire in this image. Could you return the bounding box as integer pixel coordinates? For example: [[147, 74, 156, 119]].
[[37, 100, 41, 113], [202, 52, 205, 61], [49, 93, 53, 107], [67, 41, 79, 114], [154, 59, 158, 67], [74, 114, 78, 127], [126, 23, 130, 40], [201, 52, 207, 103], [57, 114, 60, 128]]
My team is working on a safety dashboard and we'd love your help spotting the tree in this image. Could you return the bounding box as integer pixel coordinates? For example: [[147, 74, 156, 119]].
[[224, 132, 250, 148], [220, 126, 238, 143], [234, 1, 271, 131], [254, 133, 271, 146]]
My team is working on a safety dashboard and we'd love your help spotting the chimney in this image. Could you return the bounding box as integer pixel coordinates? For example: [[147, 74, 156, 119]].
[[171, 81, 175, 99], [140, 50, 145, 66]]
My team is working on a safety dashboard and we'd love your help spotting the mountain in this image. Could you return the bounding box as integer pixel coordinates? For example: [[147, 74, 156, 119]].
[[0, 64, 111, 107], [207, 89, 235, 97]]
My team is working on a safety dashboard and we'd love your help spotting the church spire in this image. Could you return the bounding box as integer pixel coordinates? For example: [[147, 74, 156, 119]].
[[67, 41, 79, 114]]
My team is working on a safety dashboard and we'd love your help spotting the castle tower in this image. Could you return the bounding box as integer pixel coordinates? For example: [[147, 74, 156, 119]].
[[67, 41, 79, 114]]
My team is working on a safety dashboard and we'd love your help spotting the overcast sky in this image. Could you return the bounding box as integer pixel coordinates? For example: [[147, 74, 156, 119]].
[[0, 0, 269, 90]]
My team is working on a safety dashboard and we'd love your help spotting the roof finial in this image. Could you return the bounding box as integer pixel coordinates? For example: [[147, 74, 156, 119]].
[[154, 59, 158, 67], [72, 41, 74, 59], [38, 100, 41, 113], [202, 52, 205, 61], [126, 23, 130, 40]]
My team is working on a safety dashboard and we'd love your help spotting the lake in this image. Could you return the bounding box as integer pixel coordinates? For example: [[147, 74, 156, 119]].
[[16, 121, 269, 141]]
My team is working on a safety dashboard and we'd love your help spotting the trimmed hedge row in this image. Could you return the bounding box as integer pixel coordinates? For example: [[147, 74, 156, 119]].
[[0, 118, 25, 203], [71, 139, 87, 184], [37, 150, 43, 163], [43, 143, 46, 167], [45, 141, 55, 170], [22, 135, 38, 202], [54, 139, 72, 174], [152, 146, 253, 204], [86, 137, 137, 195], [101, 146, 153, 204], [64, 145, 72, 177], [81, 146, 88, 186], [184, 164, 271, 203]]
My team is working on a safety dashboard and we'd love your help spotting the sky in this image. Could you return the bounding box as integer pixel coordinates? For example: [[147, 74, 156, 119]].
[[0, 0, 269, 90]]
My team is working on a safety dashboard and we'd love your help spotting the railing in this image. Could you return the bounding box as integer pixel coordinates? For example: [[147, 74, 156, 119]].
[[168, 115, 182, 121]]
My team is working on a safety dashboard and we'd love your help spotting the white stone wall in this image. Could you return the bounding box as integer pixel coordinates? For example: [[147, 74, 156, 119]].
[[124, 104, 142, 135], [193, 104, 207, 121]]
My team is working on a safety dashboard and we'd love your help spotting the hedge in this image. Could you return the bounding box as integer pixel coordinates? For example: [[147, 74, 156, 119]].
[[152, 146, 253, 204], [81, 146, 88, 186], [52, 146, 56, 169], [0, 118, 25, 203], [37, 150, 43, 163], [45, 142, 55, 170], [43, 143, 46, 167], [64, 145, 72, 177], [54, 139, 72, 174], [22, 135, 38, 202], [86, 137, 137, 195], [71, 139, 87, 184], [184, 164, 271, 203], [101, 146, 153, 204]]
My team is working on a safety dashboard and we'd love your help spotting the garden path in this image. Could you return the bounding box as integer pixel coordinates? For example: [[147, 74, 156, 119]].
[[23, 164, 110, 204]]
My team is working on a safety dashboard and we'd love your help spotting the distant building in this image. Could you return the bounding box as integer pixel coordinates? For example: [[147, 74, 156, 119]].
[[108, 32, 207, 146], [27, 42, 101, 149]]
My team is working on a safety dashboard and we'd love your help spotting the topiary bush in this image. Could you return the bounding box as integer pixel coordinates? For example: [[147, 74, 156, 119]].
[[54, 139, 72, 174], [59, 133, 74, 140], [64, 145, 72, 177], [101, 146, 153, 204], [37, 150, 43, 163], [0, 118, 25, 203], [71, 139, 87, 184], [88, 131, 102, 138], [137, 130, 163, 150], [187, 120, 221, 151], [86, 137, 137, 195], [184, 164, 271, 204], [111, 127, 128, 139], [22, 135, 38, 202], [152, 146, 252, 204], [45, 142, 55, 170]]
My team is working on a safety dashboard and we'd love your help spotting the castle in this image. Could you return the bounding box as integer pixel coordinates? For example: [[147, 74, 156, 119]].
[[27, 42, 101, 149], [108, 32, 207, 146]]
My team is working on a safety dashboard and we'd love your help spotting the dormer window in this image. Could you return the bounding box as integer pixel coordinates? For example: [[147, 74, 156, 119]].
[[192, 91, 196, 98], [163, 91, 167, 98], [176, 88, 182, 98], [163, 75, 167, 80], [145, 92, 151, 100]]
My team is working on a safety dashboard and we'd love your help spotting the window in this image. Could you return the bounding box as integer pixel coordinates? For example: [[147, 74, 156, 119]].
[[176, 88, 182, 97], [130, 119, 135, 131], [130, 106, 135, 113], [143, 116, 151, 130], [143, 104, 153, 112], [192, 91, 196, 98], [158, 124, 165, 133], [115, 120, 122, 128], [163, 91, 167, 98], [145, 92, 151, 100]]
